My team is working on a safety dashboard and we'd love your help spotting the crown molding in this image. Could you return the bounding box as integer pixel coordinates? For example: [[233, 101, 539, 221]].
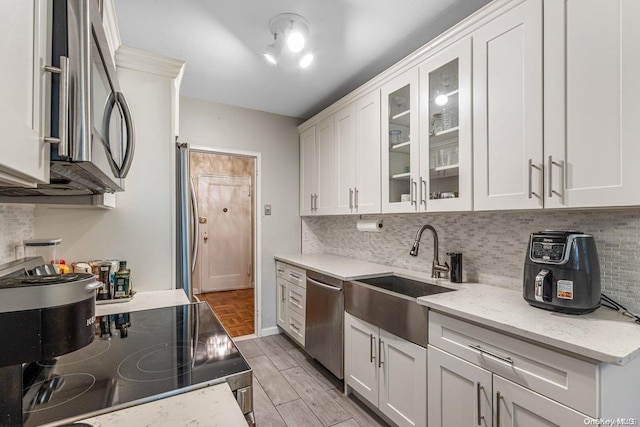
[[298, 0, 525, 131], [102, 0, 122, 58], [116, 45, 186, 79]]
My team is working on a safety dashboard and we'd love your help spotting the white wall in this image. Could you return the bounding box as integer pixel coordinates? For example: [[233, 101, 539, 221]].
[[35, 66, 176, 291], [179, 96, 302, 332]]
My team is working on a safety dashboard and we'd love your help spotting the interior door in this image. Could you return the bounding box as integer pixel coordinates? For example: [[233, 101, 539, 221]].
[[199, 175, 252, 292]]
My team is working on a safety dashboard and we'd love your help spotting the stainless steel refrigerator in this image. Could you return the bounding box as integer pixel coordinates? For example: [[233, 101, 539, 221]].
[[175, 142, 199, 301]]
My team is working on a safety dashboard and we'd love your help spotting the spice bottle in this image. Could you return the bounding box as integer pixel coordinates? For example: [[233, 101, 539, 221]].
[[114, 261, 131, 298], [97, 263, 112, 300]]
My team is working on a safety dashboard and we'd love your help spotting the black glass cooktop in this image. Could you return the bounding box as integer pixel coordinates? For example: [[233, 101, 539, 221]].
[[21, 302, 251, 427]]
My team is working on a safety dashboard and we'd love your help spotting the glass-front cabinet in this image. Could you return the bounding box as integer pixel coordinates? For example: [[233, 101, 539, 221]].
[[381, 68, 420, 213], [419, 38, 472, 212]]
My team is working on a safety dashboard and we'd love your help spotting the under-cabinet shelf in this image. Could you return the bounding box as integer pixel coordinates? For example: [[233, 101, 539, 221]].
[[429, 165, 459, 179], [391, 172, 411, 180], [390, 141, 411, 154], [390, 109, 410, 127]]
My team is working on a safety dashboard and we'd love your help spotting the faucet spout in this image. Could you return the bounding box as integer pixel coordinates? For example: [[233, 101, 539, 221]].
[[409, 224, 449, 279]]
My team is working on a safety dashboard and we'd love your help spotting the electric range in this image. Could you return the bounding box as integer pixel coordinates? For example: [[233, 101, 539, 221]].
[[21, 302, 252, 426]]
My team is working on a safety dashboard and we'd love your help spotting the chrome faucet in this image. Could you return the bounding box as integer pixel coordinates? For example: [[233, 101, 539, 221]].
[[409, 224, 450, 278]]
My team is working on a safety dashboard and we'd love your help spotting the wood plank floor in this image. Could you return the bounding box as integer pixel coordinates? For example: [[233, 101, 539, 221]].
[[236, 334, 389, 427], [197, 288, 254, 337]]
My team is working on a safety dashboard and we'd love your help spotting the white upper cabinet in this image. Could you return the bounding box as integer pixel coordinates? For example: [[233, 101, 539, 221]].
[[299, 117, 335, 215], [0, 0, 49, 187], [381, 69, 419, 213], [299, 126, 316, 215], [544, 0, 640, 208], [334, 104, 357, 214], [315, 116, 335, 215], [335, 91, 381, 215], [473, 0, 543, 211], [419, 38, 473, 212], [354, 91, 381, 214]]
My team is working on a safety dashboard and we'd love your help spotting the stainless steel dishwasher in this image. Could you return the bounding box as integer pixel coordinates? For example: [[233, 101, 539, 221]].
[[305, 270, 344, 379]]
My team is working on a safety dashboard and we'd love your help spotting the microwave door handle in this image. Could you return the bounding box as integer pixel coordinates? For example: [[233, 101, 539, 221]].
[[116, 92, 135, 178]]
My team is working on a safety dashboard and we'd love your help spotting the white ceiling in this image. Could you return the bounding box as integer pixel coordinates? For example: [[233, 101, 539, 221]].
[[113, 0, 490, 119]]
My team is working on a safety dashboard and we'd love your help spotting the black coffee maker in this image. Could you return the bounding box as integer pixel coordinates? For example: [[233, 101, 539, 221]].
[[523, 231, 601, 314]]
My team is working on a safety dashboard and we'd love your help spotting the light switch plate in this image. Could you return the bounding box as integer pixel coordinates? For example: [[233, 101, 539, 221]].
[[264, 205, 272, 215]]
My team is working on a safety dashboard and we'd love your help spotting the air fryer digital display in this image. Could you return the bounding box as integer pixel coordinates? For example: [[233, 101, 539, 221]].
[[529, 233, 575, 264], [531, 242, 566, 261]]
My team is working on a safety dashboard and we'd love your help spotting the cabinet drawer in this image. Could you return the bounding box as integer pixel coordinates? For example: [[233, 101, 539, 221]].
[[285, 265, 306, 288], [429, 311, 597, 417], [276, 262, 286, 279], [287, 310, 305, 346], [287, 282, 306, 317]]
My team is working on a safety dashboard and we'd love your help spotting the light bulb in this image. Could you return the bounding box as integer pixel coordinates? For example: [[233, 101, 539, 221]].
[[435, 94, 448, 106], [299, 53, 314, 68], [287, 31, 305, 53]]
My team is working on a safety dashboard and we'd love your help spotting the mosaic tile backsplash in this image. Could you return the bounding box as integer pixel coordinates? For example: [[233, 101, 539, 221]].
[[302, 208, 640, 311], [0, 204, 35, 264]]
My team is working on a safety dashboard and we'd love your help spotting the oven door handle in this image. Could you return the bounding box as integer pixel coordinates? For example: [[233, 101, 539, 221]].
[[307, 278, 342, 292]]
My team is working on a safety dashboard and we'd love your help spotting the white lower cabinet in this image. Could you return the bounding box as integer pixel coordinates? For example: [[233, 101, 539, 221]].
[[428, 345, 492, 427], [428, 345, 589, 427], [275, 262, 306, 346], [345, 312, 426, 427]]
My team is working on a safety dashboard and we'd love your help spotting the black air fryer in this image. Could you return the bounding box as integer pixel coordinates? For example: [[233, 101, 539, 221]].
[[523, 231, 601, 314]]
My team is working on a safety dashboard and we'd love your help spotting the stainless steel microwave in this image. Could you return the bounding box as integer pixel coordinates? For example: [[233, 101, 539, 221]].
[[0, 0, 134, 205]]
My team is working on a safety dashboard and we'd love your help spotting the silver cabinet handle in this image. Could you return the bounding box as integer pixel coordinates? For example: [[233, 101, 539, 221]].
[[412, 179, 418, 208], [496, 391, 502, 426], [528, 159, 541, 199], [370, 334, 375, 363], [310, 194, 314, 211], [548, 155, 565, 201], [420, 177, 427, 208], [378, 338, 384, 368], [290, 323, 300, 331], [469, 344, 514, 365], [277, 267, 285, 274], [44, 56, 69, 157], [349, 188, 353, 210], [289, 272, 301, 280], [354, 188, 359, 209], [314, 194, 318, 211], [281, 284, 286, 302], [409, 178, 415, 205], [476, 383, 483, 426], [290, 296, 301, 304]]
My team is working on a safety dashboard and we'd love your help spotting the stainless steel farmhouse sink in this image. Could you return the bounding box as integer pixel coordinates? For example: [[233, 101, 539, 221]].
[[346, 275, 456, 347], [356, 275, 455, 299]]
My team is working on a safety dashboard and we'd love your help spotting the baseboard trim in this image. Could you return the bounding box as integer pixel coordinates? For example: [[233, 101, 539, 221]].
[[261, 326, 281, 337]]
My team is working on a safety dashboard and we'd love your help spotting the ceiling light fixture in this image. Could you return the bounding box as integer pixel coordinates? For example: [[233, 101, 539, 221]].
[[263, 13, 313, 69]]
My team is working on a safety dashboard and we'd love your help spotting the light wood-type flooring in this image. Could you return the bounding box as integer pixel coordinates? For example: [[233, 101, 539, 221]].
[[198, 288, 254, 337], [235, 334, 389, 427]]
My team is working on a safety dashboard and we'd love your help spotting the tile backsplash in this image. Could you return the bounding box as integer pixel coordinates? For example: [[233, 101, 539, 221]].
[[302, 208, 640, 311], [0, 204, 35, 264]]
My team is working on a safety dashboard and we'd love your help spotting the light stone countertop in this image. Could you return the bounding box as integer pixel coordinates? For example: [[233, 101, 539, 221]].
[[95, 289, 190, 316], [275, 253, 640, 366], [57, 383, 246, 427]]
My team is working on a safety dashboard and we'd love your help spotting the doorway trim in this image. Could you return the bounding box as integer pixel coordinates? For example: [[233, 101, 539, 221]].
[[190, 145, 263, 337]]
